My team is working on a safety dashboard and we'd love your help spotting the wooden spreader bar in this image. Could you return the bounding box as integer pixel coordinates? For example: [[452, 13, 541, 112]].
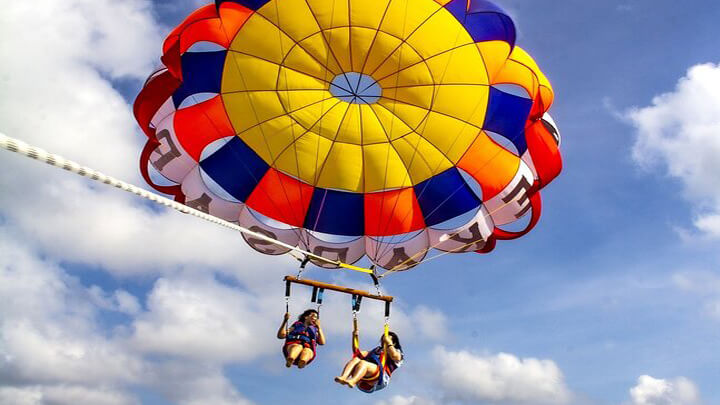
[[284, 276, 393, 303]]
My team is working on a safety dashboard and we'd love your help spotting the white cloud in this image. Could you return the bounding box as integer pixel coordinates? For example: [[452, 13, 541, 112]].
[[89, 286, 142, 315], [128, 275, 277, 362], [0, 2, 571, 405], [43, 385, 140, 405], [0, 235, 146, 387], [148, 362, 254, 405], [17, 385, 140, 405], [0, 387, 42, 405], [627, 62, 720, 238], [0, 234, 144, 402], [628, 375, 700, 405], [672, 271, 720, 320], [408, 306, 449, 341], [0, 232, 264, 404], [0, 384, 141, 405], [432, 347, 572, 404], [0, 0, 161, 181], [0, 0, 281, 280], [375, 395, 438, 405]]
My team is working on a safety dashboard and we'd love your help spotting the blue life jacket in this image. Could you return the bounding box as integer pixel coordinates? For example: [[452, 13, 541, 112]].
[[286, 321, 318, 346], [358, 346, 404, 393]]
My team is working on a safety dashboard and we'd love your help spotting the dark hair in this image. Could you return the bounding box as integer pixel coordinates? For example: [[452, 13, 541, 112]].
[[381, 331, 402, 352], [298, 309, 318, 323]]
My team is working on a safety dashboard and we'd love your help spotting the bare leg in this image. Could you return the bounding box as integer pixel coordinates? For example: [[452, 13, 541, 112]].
[[285, 344, 302, 367], [347, 360, 379, 389], [297, 348, 314, 368], [335, 357, 361, 385]]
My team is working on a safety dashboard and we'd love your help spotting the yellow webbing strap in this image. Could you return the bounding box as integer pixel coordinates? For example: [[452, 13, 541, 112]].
[[339, 262, 375, 274], [380, 323, 390, 368], [0, 134, 379, 275], [352, 317, 360, 354]]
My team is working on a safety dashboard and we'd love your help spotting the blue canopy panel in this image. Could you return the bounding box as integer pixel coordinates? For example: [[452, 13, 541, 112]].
[[444, 0, 516, 46], [304, 189, 365, 236], [216, 0, 270, 10], [199, 137, 270, 202], [172, 50, 227, 108], [414, 168, 482, 227], [483, 87, 533, 155]]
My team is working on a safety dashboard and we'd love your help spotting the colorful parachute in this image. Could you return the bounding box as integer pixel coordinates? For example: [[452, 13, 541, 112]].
[[134, 0, 562, 272]]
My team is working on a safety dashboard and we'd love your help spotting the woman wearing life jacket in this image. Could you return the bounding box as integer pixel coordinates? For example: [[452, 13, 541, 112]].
[[277, 309, 326, 368], [334, 322, 403, 392]]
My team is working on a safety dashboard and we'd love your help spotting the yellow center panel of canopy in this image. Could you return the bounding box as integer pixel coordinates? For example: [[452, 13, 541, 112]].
[[221, 0, 490, 193]]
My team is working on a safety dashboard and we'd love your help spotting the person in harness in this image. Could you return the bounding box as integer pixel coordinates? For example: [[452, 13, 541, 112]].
[[277, 309, 326, 368], [334, 322, 403, 392]]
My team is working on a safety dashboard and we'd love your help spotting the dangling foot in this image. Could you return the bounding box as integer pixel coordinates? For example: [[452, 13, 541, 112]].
[[346, 380, 356, 389], [285, 358, 294, 368], [297, 360, 307, 369], [334, 377, 348, 386]]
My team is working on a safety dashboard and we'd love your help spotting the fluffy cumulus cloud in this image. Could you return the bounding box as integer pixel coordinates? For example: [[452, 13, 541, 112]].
[[148, 362, 255, 405], [672, 271, 720, 320], [0, 2, 582, 405], [0, 0, 162, 180], [128, 275, 279, 362], [0, 385, 140, 405], [0, 234, 146, 402], [431, 347, 572, 405], [0, 1, 260, 403], [0, 0, 279, 276], [375, 395, 438, 405], [628, 375, 700, 405], [0, 232, 259, 405], [0, 2, 451, 400], [408, 306, 449, 341], [626, 63, 720, 237]]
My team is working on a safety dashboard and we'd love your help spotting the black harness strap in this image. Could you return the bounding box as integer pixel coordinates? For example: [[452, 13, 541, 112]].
[[352, 294, 363, 312], [311, 286, 319, 303]]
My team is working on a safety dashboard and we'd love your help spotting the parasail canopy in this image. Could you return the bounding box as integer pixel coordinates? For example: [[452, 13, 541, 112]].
[[134, 0, 563, 273]]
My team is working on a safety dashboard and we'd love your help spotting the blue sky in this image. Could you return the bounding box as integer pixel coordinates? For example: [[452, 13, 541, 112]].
[[2, 1, 720, 404]]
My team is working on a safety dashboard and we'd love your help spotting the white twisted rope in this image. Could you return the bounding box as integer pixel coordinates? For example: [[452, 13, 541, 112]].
[[0, 132, 339, 267]]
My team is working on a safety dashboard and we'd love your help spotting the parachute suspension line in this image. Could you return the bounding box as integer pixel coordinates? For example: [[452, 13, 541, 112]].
[[306, 0, 354, 201], [370, 99, 429, 260], [359, 0, 406, 261], [377, 185, 541, 278], [352, 0, 394, 96], [366, 4, 542, 265], [374, 32, 550, 271], [215, 9, 348, 254], [373, 36, 482, 262], [304, 0, 342, 250], [298, 0, 364, 257], [176, 87, 316, 250], [296, 255, 310, 280], [370, 0, 421, 259], [274, 0, 314, 251], [374, 101, 542, 273], [0, 133, 376, 272], [212, 16, 311, 247]]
